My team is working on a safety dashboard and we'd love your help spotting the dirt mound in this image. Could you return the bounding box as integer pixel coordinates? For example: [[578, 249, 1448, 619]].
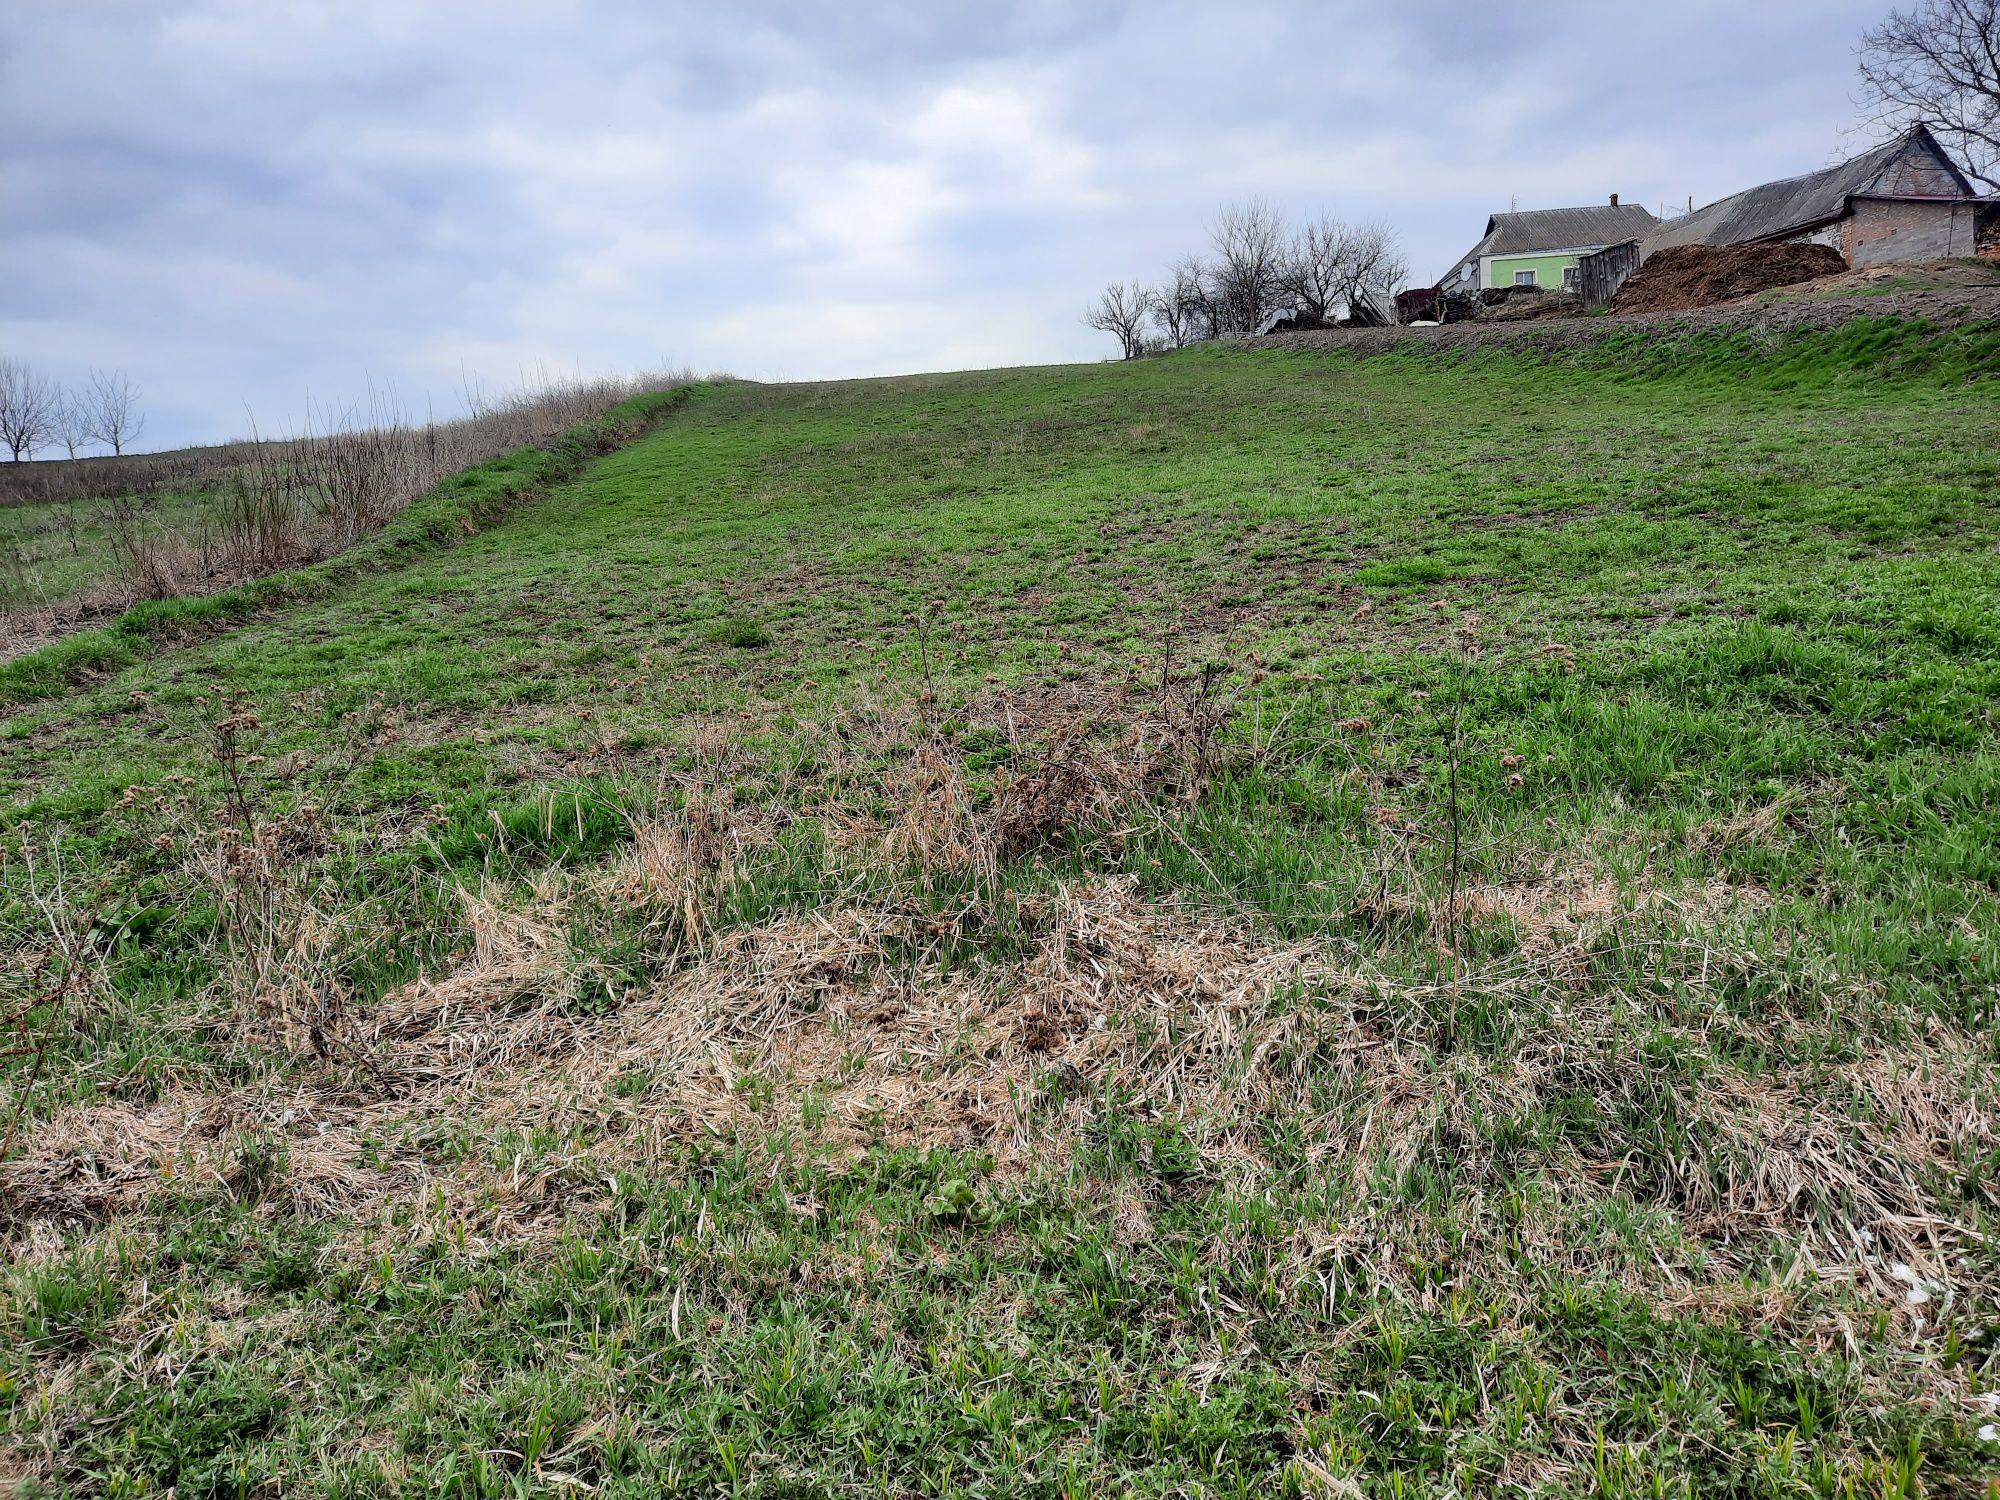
[[1481, 289, 1583, 322], [1773, 257, 2000, 298], [1612, 242, 1847, 314]]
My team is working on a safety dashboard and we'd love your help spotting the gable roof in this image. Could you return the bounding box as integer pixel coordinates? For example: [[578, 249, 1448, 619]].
[[1643, 124, 1976, 255], [1480, 203, 1662, 256], [1445, 202, 1660, 282]]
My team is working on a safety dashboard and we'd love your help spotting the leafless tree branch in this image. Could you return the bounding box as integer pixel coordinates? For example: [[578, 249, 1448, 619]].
[[1858, 0, 2000, 190], [1208, 197, 1290, 334], [52, 389, 95, 461], [1278, 217, 1409, 324], [0, 359, 59, 462], [1149, 257, 1213, 349], [1085, 281, 1153, 360], [86, 368, 146, 456]]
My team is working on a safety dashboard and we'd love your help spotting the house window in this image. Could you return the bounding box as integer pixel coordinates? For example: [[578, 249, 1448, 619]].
[[1562, 265, 1580, 290], [1513, 268, 1538, 287]]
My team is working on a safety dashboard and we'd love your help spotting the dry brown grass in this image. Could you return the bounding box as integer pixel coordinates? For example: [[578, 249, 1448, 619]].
[[1458, 862, 1766, 954], [4, 692, 1990, 1399], [5, 851, 1985, 1330], [0, 1446, 37, 1499]]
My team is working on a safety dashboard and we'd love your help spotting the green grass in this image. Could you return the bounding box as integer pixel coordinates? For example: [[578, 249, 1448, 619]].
[[0, 488, 222, 608], [2, 323, 1998, 1496]]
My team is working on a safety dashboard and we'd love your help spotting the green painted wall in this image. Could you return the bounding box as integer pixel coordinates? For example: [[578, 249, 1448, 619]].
[[1488, 253, 1582, 289]]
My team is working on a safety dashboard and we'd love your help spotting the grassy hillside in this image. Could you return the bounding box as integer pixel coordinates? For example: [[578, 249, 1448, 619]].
[[3, 323, 1999, 1497]]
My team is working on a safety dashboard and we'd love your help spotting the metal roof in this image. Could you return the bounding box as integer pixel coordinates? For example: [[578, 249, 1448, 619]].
[[1445, 202, 1659, 281], [1480, 203, 1661, 255], [1642, 124, 1976, 254]]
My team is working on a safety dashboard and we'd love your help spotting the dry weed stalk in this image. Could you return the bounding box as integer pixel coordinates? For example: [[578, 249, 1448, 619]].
[[0, 838, 104, 1163], [607, 731, 780, 959], [1340, 607, 1563, 982], [906, 659, 1240, 876], [180, 689, 346, 1057]]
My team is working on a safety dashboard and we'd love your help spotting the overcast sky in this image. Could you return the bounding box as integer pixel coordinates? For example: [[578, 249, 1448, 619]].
[[2, 0, 1899, 450]]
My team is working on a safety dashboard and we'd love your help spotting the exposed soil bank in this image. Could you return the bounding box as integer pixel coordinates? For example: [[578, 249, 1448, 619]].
[[1253, 285, 2000, 357]]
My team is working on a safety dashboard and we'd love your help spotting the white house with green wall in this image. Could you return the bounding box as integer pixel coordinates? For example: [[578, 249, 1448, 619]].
[[1443, 198, 1660, 293]]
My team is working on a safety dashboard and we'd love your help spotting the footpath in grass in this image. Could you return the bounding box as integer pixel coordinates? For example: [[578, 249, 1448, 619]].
[[2, 324, 1998, 1497]]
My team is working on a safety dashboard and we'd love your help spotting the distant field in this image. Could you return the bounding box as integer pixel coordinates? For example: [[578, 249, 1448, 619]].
[[0, 375, 687, 645], [3, 322, 1998, 1497], [0, 440, 277, 616], [0, 487, 220, 610]]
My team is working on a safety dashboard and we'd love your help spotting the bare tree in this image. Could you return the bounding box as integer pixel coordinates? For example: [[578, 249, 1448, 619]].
[[1084, 198, 1410, 351], [52, 389, 95, 460], [1858, 0, 2000, 190], [1276, 217, 1410, 325], [86, 368, 146, 456], [1278, 216, 1356, 323], [0, 359, 58, 462], [1085, 281, 1153, 360], [1328, 223, 1409, 325], [1150, 257, 1213, 348], [1208, 197, 1290, 333]]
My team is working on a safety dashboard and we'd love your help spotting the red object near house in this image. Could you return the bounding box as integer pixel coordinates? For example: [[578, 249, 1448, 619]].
[[1396, 287, 1442, 321]]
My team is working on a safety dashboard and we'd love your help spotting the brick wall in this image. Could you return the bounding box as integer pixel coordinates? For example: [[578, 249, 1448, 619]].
[[1844, 199, 1980, 265]]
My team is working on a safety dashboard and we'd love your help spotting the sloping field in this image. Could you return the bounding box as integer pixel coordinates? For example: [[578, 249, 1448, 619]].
[[3, 320, 1999, 1496]]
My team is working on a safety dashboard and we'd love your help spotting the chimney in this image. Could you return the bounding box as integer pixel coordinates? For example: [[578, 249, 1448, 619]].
[[1609, 193, 1620, 207]]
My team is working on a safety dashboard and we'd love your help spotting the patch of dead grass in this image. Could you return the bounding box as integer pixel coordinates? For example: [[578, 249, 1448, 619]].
[[6, 858, 1986, 1332], [4, 697, 1990, 1353], [1459, 861, 1767, 955], [0, 1445, 43, 1499]]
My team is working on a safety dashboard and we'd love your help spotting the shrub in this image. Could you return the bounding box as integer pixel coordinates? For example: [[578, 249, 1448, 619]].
[[706, 618, 773, 649]]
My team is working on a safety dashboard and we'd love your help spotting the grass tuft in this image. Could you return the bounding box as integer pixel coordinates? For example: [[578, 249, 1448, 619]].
[[704, 617, 774, 649]]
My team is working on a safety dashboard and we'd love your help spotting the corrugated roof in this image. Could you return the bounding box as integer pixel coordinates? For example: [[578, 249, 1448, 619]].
[[1642, 124, 1976, 254], [1480, 203, 1661, 255], [1445, 202, 1659, 281]]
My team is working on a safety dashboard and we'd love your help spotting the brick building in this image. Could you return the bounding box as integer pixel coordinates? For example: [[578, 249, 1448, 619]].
[[1638, 124, 1992, 268]]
